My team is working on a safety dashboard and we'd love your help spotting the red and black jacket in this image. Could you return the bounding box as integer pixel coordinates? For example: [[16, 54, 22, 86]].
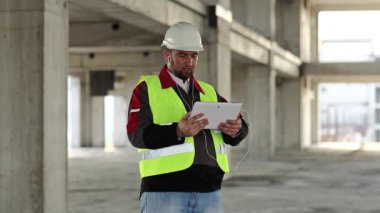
[[127, 65, 249, 196]]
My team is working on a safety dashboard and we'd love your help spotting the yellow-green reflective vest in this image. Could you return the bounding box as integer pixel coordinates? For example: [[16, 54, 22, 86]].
[[137, 75, 229, 178]]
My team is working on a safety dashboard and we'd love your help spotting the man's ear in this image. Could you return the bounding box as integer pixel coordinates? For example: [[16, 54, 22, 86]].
[[163, 50, 171, 63]]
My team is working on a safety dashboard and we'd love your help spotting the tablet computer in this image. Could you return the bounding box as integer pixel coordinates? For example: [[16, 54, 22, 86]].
[[190, 102, 242, 129]]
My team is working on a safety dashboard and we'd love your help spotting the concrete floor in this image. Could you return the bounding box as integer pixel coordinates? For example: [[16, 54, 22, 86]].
[[68, 146, 380, 213]]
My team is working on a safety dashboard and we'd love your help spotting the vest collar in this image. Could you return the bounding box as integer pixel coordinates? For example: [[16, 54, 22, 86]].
[[159, 65, 204, 94]]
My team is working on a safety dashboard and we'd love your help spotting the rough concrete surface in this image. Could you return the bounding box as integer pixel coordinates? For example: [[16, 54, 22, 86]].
[[68, 147, 380, 213]]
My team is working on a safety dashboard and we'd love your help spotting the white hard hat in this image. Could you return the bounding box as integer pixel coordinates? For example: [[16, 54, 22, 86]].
[[161, 22, 204, 52]]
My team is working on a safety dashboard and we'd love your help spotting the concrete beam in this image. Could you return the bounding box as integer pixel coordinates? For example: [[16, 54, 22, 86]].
[[309, 0, 380, 9], [230, 31, 269, 65], [272, 44, 302, 64], [304, 62, 380, 76], [69, 51, 164, 70], [231, 21, 271, 49], [230, 22, 301, 77], [309, 75, 380, 83], [171, 0, 207, 15], [272, 44, 301, 78], [69, 46, 161, 54], [272, 54, 299, 78], [230, 21, 270, 64]]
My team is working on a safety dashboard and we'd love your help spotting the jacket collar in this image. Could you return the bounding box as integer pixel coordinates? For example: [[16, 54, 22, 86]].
[[159, 65, 204, 94]]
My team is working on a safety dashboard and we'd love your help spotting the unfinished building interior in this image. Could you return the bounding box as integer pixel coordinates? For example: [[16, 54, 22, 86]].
[[2, 0, 380, 212]]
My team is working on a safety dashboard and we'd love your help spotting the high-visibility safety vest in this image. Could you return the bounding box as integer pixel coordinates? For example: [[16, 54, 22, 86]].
[[137, 75, 229, 178]]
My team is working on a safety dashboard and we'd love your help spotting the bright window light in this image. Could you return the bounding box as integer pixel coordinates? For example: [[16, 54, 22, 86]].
[[318, 83, 380, 143], [318, 11, 380, 62]]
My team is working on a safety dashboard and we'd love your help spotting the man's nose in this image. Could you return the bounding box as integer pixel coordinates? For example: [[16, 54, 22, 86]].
[[185, 57, 195, 66]]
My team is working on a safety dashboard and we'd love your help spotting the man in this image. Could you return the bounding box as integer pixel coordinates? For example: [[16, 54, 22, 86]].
[[127, 22, 249, 213]]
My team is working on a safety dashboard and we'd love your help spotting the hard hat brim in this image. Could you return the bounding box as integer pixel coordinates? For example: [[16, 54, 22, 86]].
[[161, 43, 204, 52]]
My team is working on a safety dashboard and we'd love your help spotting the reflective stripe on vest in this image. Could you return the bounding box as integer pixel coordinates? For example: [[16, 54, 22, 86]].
[[137, 75, 229, 178], [142, 143, 194, 160], [142, 143, 226, 160]]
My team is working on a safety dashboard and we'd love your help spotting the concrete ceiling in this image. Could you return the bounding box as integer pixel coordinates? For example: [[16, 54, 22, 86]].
[[69, 3, 113, 22], [68, 0, 380, 47], [69, 2, 162, 47]]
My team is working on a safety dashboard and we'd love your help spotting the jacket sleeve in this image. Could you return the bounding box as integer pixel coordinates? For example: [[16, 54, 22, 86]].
[[127, 81, 184, 149], [216, 91, 249, 146]]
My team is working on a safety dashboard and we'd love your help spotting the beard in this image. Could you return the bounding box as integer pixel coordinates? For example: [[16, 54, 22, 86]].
[[169, 61, 194, 80], [173, 68, 194, 80]]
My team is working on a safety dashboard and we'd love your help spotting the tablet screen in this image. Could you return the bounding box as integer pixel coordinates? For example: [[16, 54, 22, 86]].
[[190, 102, 242, 129]]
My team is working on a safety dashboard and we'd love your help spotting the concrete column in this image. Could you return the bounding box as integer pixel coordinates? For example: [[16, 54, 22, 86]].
[[276, 0, 301, 56], [246, 66, 277, 159], [91, 97, 105, 147], [300, 0, 311, 61], [203, 2, 234, 166], [310, 80, 319, 144], [236, 0, 275, 38], [275, 0, 310, 60], [0, 0, 68, 212], [207, 12, 232, 100], [231, 66, 251, 162], [267, 0, 277, 156], [231, 0, 277, 159], [277, 78, 302, 150], [80, 71, 92, 147]]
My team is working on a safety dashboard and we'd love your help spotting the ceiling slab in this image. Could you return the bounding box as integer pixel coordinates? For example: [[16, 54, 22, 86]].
[[69, 2, 113, 22], [68, 2, 162, 47]]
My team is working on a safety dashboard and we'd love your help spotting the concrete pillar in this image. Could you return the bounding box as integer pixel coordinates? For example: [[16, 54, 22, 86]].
[[91, 97, 105, 147], [204, 2, 234, 166], [275, 0, 311, 60], [80, 71, 92, 147], [275, 0, 301, 56], [0, 0, 68, 212], [230, 66, 251, 162], [231, 0, 275, 38], [247, 66, 277, 159], [277, 78, 302, 150], [276, 79, 283, 149], [231, 0, 277, 159], [207, 6, 232, 100], [310, 79, 319, 144], [300, 0, 311, 61]]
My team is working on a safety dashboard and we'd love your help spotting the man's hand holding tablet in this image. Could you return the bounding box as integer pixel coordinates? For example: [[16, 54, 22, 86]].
[[190, 102, 242, 131]]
